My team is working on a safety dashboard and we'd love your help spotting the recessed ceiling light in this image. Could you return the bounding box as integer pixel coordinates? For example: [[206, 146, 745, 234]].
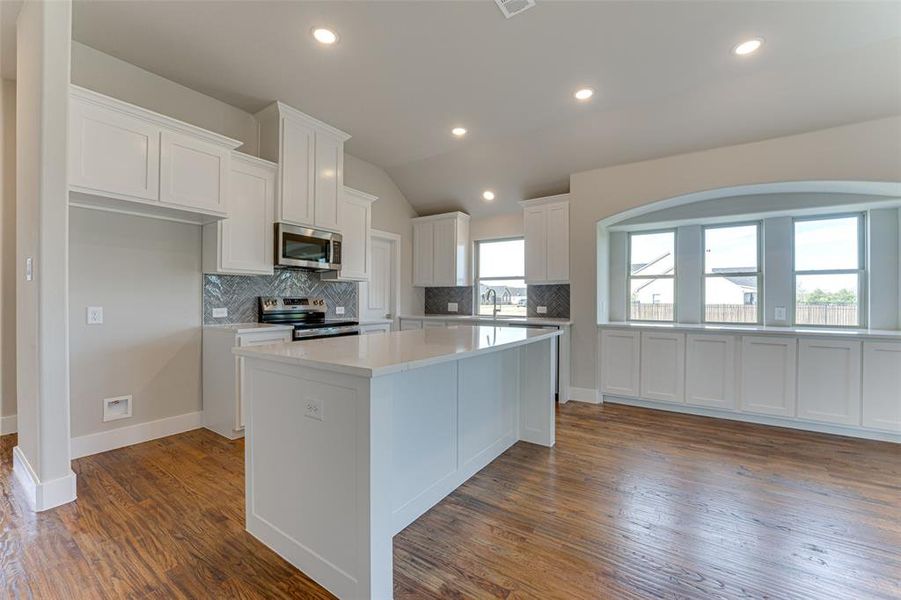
[[733, 38, 763, 56], [312, 28, 338, 45], [574, 87, 594, 101], [482, 190, 496, 201], [451, 127, 467, 137]]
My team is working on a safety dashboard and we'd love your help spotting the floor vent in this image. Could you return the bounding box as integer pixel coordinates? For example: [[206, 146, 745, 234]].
[[495, 0, 536, 19]]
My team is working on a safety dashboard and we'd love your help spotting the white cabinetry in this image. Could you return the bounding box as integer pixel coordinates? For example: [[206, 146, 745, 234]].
[[739, 336, 797, 417], [255, 102, 350, 231], [639, 332, 685, 403], [400, 319, 423, 331], [862, 342, 901, 432], [412, 212, 471, 287], [322, 187, 376, 282], [798, 339, 861, 426], [519, 194, 569, 284], [600, 329, 641, 397], [685, 334, 737, 410], [69, 85, 241, 223], [202, 153, 277, 275], [360, 323, 392, 335]]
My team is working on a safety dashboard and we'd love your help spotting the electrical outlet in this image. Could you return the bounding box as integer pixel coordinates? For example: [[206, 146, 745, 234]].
[[335, 306, 345, 315], [774, 306, 787, 321], [212, 307, 228, 318], [448, 302, 458, 313], [304, 397, 323, 421], [87, 306, 104, 325], [537, 306, 547, 314], [103, 395, 132, 422]]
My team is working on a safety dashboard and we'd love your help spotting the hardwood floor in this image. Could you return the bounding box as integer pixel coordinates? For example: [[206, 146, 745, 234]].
[[2, 403, 899, 599]]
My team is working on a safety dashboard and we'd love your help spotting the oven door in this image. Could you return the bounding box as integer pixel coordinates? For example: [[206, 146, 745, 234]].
[[293, 326, 361, 341], [276, 224, 342, 271]]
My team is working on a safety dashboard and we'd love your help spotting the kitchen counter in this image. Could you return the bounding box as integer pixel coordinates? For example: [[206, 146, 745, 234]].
[[400, 314, 572, 326]]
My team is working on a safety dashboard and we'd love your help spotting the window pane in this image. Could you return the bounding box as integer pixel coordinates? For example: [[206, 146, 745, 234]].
[[630, 231, 675, 276], [704, 225, 758, 274], [705, 276, 759, 323], [630, 278, 674, 321], [478, 239, 524, 278], [794, 217, 859, 271], [795, 273, 859, 326], [478, 280, 527, 316]]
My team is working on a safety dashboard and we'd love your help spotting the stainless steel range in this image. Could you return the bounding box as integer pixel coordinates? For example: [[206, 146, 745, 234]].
[[258, 297, 360, 341]]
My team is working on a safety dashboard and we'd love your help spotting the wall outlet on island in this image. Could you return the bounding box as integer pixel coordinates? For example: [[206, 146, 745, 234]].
[[448, 302, 458, 313], [212, 307, 228, 319], [336, 306, 345, 315], [537, 306, 547, 314]]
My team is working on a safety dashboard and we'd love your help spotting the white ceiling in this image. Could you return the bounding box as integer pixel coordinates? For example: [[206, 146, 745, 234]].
[[57, 1, 901, 216]]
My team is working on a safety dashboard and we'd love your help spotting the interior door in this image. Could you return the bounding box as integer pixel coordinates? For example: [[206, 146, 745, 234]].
[[361, 234, 397, 322]]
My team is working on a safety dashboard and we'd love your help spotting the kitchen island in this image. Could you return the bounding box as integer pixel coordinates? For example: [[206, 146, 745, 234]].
[[234, 325, 561, 599]]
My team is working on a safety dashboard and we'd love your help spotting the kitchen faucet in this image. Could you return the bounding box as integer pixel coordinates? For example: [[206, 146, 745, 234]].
[[485, 288, 498, 319]]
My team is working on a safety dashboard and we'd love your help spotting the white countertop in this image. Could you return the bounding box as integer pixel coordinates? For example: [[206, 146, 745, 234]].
[[234, 325, 562, 378], [358, 318, 393, 326], [599, 321, 901, 340], [204, 323, 293, 334], [400, 314, 572, 326]]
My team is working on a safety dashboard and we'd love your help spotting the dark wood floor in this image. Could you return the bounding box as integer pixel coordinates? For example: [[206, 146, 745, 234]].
[[1, 403, 899, 599]]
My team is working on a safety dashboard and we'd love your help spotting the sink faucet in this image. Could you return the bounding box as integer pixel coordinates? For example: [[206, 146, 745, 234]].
[[485, 288, 498, 319]]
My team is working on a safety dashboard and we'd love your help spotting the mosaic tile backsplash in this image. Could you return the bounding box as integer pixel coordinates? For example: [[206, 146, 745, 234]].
[[424, 286, 474, 315], [424, 284, 569, 318], [203, 269, 358, 324]]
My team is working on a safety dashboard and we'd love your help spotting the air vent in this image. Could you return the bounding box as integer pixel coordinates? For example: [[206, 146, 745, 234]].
[[495, 0, 535, 19]]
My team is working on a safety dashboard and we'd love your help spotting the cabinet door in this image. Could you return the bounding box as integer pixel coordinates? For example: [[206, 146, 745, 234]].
[[600, 330, 640, 397], [237, 332, 292, 429], [862, 342, 901, 431], [423, 320, 446, 328], [314, 131, 341, 231], [337, 192, 371, 280], [413, 221, 435, 286], [432, 218, 457, 286], [546, 202, 569, 282], [400, 319, 423, 331], [219, 160, 275, 274], [640, 332, 685, 403], [69, 98, 160, 202], [360, 324, 391, 335], [279, 116, 315, 225], [797, 339, 862, 426], [740, 336, 797, 417], [160, 130, 229, 213], [685, 334, 737, 410], [523, 207, 548, 283]]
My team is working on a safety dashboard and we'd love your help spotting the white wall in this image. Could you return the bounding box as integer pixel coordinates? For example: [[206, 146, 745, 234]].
[[0, 79, 14, 426], [571, 116, 901, 392], [471, 213, 523, 241], [68, 208, 202, 438]]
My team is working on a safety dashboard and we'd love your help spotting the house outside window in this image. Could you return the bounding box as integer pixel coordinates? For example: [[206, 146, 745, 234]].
[[703, 223, 762, 324], [475, 238, 527, 317], [628, 230, 675, 321]]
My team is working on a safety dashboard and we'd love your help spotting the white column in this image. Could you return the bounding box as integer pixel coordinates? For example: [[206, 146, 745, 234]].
[[675, 225, 702, 323], [868, 208, 900, 330], [763, 217, 793, 326], [14, 0, 75, 511]]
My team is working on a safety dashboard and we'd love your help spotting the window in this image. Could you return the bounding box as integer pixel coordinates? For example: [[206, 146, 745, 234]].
[[703, 223, 761, 324], [793, 215, 865, 327], [628, 230, 675, 321], [475, 239, 526, 317]]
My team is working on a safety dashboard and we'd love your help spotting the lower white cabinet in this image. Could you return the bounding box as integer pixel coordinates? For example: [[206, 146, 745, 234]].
[[639, 332, 685, 403], [600, 329, 641, 398], [798, 338, 862, 426], [740, 336, 797, 417], [862, 342, 901, 432], [360, 323, 392, 335], [685, 334, 737, 410], [400, 319, 423, 331], [424, 321, 447, 328]]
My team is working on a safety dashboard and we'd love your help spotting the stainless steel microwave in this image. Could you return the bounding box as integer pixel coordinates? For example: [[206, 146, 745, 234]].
[[275, 223, 342, 271]]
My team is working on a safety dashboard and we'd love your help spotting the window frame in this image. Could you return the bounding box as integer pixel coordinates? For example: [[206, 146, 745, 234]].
[[701, 221, 763, 325], [473, 237, 527, 316], [791, 212, 867, 328], [627, 228, 677, 322]]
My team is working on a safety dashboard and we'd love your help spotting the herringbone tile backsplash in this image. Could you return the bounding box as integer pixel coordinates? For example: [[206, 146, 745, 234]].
[[527, 284, 570, 318], [203, 270, 357, 324], [424, 287, 474, 315]]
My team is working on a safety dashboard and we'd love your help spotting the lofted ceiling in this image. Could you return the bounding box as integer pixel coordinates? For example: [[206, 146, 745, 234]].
[[54, 1, 901, 216]]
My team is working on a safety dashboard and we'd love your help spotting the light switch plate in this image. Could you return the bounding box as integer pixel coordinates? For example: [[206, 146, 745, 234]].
[[537, 306, 547, 314], [448, 302, 458, 313], [87, 306, 104, 325], [336, 306, 345, 315], [212, 307, 228, 318], [774, 306, 787, 321]]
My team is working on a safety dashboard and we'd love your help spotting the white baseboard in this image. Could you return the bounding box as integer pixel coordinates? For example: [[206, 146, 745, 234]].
[[568, 387, 601, 404], [13, 446, 77, 511], [1, 414, 17, 435], [70, 411, 203, 459]]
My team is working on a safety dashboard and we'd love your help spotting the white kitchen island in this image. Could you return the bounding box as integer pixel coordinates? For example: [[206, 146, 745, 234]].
[[234, 325, 561, 599]]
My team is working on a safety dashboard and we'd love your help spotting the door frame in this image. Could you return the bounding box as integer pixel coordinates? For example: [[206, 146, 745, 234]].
[[361, 229, 402, 328]]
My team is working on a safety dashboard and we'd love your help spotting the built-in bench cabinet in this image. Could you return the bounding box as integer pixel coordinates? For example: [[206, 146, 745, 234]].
[[599, 326, 901, 440], [412, 212, 471, 287]]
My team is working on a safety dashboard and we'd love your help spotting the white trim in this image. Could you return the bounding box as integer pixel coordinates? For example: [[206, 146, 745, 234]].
[[604, 395, 901, 444], [568, 386, 601, 404], [0, 414, 17, 435], [410, 211, 470, 223], [13, 446, 77, 511], [70, 411, 203, 459], [519, 193, 570, 208]]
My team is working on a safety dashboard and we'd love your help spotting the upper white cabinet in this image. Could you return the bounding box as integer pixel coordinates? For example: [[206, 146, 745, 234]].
[[68, 85, 241, 223], [519, 194, 569, 284], [639, 331, 685, 403], [685, 333, 737, 410], [203, 153, 277, 276], [599, 329, 641, 398], [322, 187, 376, 282], [412, 212, 471, 287], [740, 336, 797, 417], [255, 102, 350, 232], [798, 338, 862, 426], [862, 342, 901, 432]]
